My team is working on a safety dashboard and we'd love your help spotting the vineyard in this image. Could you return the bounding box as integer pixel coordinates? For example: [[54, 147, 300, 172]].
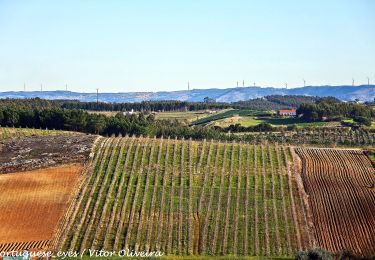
[[234, 128, 375, 147], [295, 148, 375, 257], [0, 126, 75, 140], [54, 136, 312, 256]]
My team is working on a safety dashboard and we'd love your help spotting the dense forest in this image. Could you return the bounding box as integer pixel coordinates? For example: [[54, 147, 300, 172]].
[[61, 100, 231, 111], [0, 95, 319, 112], [0, 98, 231, 112], [0, 98, 60, 110], [233, 95, 317, 110], [297, 98, 375, 126]]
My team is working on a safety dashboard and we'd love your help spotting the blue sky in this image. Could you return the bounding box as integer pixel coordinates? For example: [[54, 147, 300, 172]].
[[0, 0, 374, 92]]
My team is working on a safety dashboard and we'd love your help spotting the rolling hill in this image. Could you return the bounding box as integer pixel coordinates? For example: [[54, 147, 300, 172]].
[[1, 85, 374, 102]]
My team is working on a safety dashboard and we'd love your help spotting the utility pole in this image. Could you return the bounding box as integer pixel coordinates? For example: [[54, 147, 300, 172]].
[[96, 88, 99, 105]]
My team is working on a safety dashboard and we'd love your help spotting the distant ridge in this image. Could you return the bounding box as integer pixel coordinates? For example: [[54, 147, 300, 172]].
[[0, 85, 374, 102]]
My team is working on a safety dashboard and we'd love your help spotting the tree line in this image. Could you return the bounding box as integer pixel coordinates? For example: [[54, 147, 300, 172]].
[[0, 95, 320, 113], [62, 95, 319, 111], [1, 106, 374, 145], [232, 95, 317, 110], [297, 98, 375, 126], [0, 107, 228, 139]]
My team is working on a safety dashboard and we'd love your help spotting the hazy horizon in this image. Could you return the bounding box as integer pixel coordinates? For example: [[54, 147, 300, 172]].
[[1, 83, 374, 95], [1, 0, 374, 92]]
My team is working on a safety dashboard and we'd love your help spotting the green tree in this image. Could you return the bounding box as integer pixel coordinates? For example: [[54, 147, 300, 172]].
[[3, 108, 19, 126], [0, 110, 4, 124], [353, 116, 372, 126], [86, 115, 106, 134]]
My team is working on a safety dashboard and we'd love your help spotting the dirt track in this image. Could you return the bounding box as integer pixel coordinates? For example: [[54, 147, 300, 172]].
[[0, 164, 83, 250]]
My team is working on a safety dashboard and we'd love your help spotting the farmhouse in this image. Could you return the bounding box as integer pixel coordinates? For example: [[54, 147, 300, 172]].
[[123, 109, 135, 115], [278, 109, 296, 116]]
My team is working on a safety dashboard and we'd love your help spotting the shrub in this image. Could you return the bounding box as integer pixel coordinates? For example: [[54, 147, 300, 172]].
[[296, 248, 334, 260]]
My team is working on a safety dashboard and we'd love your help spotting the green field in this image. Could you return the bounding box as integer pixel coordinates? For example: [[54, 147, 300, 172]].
[[155, 111, 212, 122], [214, 116, 329, 128], [192, 109, 269, 126], [55, 136, 310, 257], [190, 109, 332, 128]]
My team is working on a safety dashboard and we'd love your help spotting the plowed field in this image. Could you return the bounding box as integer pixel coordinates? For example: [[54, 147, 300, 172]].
[[295, 148, 375, 257], [0, 164, 83, 251]]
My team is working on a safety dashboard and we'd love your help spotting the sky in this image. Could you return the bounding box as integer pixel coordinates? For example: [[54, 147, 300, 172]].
[[0, 0, 374, 93]]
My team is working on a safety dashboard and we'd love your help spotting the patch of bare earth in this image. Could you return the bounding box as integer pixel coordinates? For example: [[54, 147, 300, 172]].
[[295, 148, 375, 257], [0, 134, 98, 252], [0, 164, 83, 251], [0, 134, 96, 174]]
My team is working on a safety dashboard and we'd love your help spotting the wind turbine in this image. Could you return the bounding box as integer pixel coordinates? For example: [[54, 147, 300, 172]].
[[303, 79, 306, 87], [96, 88, 99, 105], [367, 77, 370, 86], [242, 80, 245, 87], [352, 78, 355, 86], [285, 82, 288, 89]]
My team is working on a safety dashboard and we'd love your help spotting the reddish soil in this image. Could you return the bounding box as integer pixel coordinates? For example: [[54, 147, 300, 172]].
[[296, 148, 375, 257], [0, 164, 83, 248]]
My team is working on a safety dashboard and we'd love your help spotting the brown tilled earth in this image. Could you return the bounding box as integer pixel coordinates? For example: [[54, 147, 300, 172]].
[[0, 134, 97, 252], [0, 164, 82, 245], [0, 134, 96, 174], [296, 148, 375, 257]]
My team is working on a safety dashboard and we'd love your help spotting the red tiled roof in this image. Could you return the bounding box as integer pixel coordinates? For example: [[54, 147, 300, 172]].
[[279, 109, 296, 113]]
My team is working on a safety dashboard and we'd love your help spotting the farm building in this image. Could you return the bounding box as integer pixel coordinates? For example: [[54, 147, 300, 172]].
[[278, 109, 296, 116]]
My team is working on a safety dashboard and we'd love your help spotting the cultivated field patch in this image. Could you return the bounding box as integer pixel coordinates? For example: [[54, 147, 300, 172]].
[[295, 148, 375, 257], [0, 164, 83, 251], [55, 136, 311, 257]]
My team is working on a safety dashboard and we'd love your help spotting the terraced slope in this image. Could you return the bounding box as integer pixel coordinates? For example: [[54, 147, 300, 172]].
[[295, 148, 375, 257], [54, 136, 311, 256]]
